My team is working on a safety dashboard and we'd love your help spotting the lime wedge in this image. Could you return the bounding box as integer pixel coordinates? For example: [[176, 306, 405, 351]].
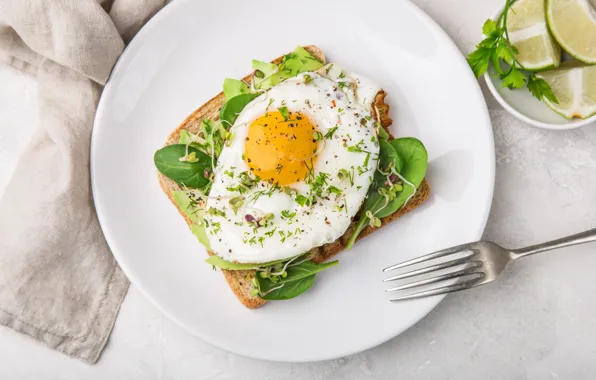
[[536, 61, 596, 119], [547, 0, 596, 64], [506, 0, 561, 71]]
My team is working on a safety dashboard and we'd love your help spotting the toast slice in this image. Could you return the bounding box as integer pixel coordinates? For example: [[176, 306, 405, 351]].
[[157, 46, 430, 308]]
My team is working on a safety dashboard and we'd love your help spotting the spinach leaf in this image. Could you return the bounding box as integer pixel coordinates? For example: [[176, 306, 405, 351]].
[[378, 127, 389, 141], [259, 275, 316, 301], [154, 144, 212, 189], [220, 93, 260, 128], [394, 149, 404, 173], [375, 138, 427, 218], [359, 140, 397, 213], [256, 259, 338, 300], [346, 138, 426, 248], [347, 140, 398, 248]]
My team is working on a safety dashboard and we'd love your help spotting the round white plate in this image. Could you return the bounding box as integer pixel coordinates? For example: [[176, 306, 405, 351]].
[[92, 0, 494, 362]]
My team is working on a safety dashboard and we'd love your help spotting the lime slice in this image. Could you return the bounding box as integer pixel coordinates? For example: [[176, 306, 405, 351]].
[[547, 0, 596, 64], [506, 0, 561, 71], [536, 61, 596, 119]]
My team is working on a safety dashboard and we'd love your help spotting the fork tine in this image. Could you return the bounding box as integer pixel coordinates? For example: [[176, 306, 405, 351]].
[[383, 256, 478, 282], [385, 263, 483, 292], [383, 243, 475, 272], [388, 273, 486, 301]]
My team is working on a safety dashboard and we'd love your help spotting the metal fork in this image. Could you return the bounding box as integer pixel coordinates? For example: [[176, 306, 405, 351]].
[[383, 228, 596, 301]]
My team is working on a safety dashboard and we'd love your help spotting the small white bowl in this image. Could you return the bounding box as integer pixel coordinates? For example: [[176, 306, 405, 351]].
[[482, 8, 596, 130], [484, 70, 596, 130]]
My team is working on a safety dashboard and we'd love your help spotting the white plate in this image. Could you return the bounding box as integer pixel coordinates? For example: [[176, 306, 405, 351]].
[[91, 0, 494, 362]]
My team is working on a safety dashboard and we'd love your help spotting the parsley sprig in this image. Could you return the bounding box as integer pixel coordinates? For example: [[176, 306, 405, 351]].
[[467, 0, 558, 104]]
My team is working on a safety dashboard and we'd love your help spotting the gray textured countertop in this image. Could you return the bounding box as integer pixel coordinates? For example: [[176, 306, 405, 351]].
[[1, 0, 596, 378]]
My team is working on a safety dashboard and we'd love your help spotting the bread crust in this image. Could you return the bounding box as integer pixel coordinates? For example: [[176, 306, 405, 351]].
[[157, 46, 429, 308]]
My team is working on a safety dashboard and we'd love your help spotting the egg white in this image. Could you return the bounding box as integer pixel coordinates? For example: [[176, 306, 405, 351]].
[[205, 68, 381, 263]]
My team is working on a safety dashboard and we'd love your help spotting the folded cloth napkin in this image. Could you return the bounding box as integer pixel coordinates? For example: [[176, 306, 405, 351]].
[[0, 0, 165, 364]]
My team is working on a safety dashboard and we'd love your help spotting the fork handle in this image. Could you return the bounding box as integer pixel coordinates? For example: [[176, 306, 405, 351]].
[[511, 228, 596, 259]]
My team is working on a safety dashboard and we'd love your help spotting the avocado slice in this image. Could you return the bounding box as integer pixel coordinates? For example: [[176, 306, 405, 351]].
[[223, 78, 251, 101], [255, 46, 324, 89], [172, 190, 211, 250], [179, 130, 192, 145], [205, 253, 302, 270], [172, 191, 199, 222], [283, 46, 325, 74], [252, 60, 278, 78], [191, 224, 211, 250]]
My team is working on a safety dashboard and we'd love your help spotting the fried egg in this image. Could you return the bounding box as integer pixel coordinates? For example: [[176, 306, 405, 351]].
[[205, 66, 381, 263]]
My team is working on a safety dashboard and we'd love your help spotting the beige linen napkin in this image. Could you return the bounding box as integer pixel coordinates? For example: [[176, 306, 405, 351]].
[[0, 0, 165, 364]]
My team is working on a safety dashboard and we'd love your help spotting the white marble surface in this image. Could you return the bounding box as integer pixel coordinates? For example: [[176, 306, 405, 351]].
[[1, 0, 596, 378]]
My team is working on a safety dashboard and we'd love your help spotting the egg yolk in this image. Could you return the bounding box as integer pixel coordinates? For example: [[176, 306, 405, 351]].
[[244, 110, 319, 186]]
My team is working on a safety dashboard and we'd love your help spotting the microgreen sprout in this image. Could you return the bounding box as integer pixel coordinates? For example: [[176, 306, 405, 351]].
[[229, 196, 245, 215], [179, 151, 199, 163], [325, 125, 338, 139]]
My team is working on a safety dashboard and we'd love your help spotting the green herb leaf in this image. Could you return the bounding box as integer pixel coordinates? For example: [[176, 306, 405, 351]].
[[295, 194, 311, 207], [281, 210, 296, 220], [278, 106, 290, 121], [527, 75, 559, 104], [467, 46, 492, 78], [482, 19, 498, 37], [347, 139, 366, 153], [328, 186, 342, 195], [500, 67, 526, 90], [337, 167, 355, 186], [325, 126, 339, 139], [496, 43, 514, 64], [467, 0, 558, 108], [208, 207, 226, 218], [154, 144, 212, 189], [229, 196, 244, 214]]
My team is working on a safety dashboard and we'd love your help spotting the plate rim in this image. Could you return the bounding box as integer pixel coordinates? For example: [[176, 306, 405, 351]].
[[91, 0, 495, 362]]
